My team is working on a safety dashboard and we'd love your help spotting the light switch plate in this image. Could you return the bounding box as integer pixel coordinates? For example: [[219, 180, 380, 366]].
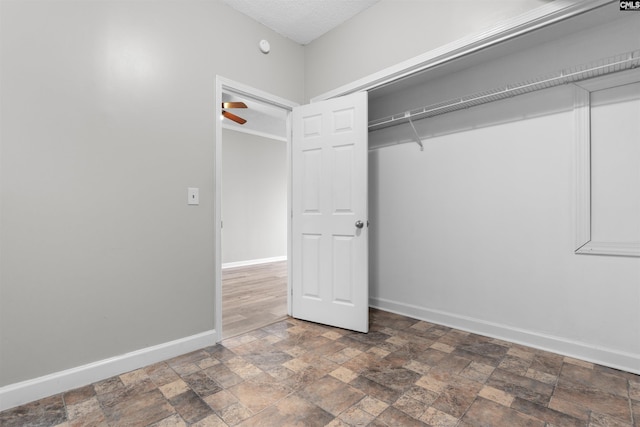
[[187, 187, 199, 205]]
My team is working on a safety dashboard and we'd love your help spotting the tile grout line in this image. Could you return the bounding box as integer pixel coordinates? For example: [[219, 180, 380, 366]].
[[628, 379, 635, 427]]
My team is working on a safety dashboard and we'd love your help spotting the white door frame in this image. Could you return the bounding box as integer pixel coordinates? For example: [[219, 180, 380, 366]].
[[214, 76, 299, 342]]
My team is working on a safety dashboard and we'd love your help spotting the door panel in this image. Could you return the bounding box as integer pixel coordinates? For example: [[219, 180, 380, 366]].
[[291, 91, 368, 333]]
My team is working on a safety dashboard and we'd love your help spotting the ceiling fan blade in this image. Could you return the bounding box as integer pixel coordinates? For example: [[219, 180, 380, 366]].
[[222, 102, 248, 109], [222, 110, 247, 125]]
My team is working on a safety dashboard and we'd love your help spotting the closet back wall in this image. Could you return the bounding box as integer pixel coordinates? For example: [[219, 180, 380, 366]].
[[365, 13, 640, 372]]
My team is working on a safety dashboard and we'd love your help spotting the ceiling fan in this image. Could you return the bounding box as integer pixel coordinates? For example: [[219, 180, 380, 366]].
[[221, 101, 248, 125]]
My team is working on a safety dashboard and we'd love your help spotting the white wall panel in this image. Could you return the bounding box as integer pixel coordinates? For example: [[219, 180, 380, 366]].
[[590, 82, 640, 243], [574, 70, 640, 257], [332, 146, 354, 213], [333, 236, 355, 304], [302, 149, 322, 213], [302, 235, 322, 299]]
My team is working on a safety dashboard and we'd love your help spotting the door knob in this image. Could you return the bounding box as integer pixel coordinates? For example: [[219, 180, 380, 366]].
[[355, 220, 364, 229]]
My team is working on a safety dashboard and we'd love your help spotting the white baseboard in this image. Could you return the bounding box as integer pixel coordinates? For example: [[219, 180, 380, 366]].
[[222, 256, 287, 269], [370, 297, 640, 375], [0, 330, 216, 412]]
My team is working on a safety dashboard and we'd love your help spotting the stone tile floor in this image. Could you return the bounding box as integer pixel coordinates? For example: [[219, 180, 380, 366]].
[[2, 309, 639, 426]]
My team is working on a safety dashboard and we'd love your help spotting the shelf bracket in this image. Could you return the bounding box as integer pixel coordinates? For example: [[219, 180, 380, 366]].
[[406, 114, 424, 151]]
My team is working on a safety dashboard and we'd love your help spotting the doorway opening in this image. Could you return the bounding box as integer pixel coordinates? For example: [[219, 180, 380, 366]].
[[215, 77, 298, 341], [221, 126, 288, 338]]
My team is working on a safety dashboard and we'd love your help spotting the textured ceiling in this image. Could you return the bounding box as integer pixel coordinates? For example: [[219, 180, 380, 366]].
[[223, 0, 381, 45]]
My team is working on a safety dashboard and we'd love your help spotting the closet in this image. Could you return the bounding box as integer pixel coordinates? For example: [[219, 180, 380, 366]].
[[355, 4, 640, 374], [366, 6, 639, 150]]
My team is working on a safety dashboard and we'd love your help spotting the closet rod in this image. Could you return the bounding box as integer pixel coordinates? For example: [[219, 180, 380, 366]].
[[368, 50, 640, 132]]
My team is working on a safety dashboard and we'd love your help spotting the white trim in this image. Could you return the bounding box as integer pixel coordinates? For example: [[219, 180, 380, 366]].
[[218, 77, 299, 111], [0, 330, 216, 412], [311, 0, 613, 102], [577, 241, 640, 257], [573, 69, 640, 257], [215, 76, 298, 343], [222, 122, 287, 142], [574, 86, 591, 250], [370, 297, 640, 375], [222, 256, 287, 269]]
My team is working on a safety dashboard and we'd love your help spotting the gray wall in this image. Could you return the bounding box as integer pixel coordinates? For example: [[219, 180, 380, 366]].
[[0, 0, 303, 386], [304, 0, 549, 99], [221, 130, 287, 264]]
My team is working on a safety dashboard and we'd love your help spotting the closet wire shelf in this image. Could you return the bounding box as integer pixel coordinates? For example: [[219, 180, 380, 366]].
[[368, 50, 640, 134]]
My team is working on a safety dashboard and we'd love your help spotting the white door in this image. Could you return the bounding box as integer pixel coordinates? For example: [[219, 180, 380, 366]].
[[291, 91, 369, 333]]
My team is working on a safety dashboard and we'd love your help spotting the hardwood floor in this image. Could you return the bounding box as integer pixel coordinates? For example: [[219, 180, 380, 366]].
[[222, 261, 288, 338]]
